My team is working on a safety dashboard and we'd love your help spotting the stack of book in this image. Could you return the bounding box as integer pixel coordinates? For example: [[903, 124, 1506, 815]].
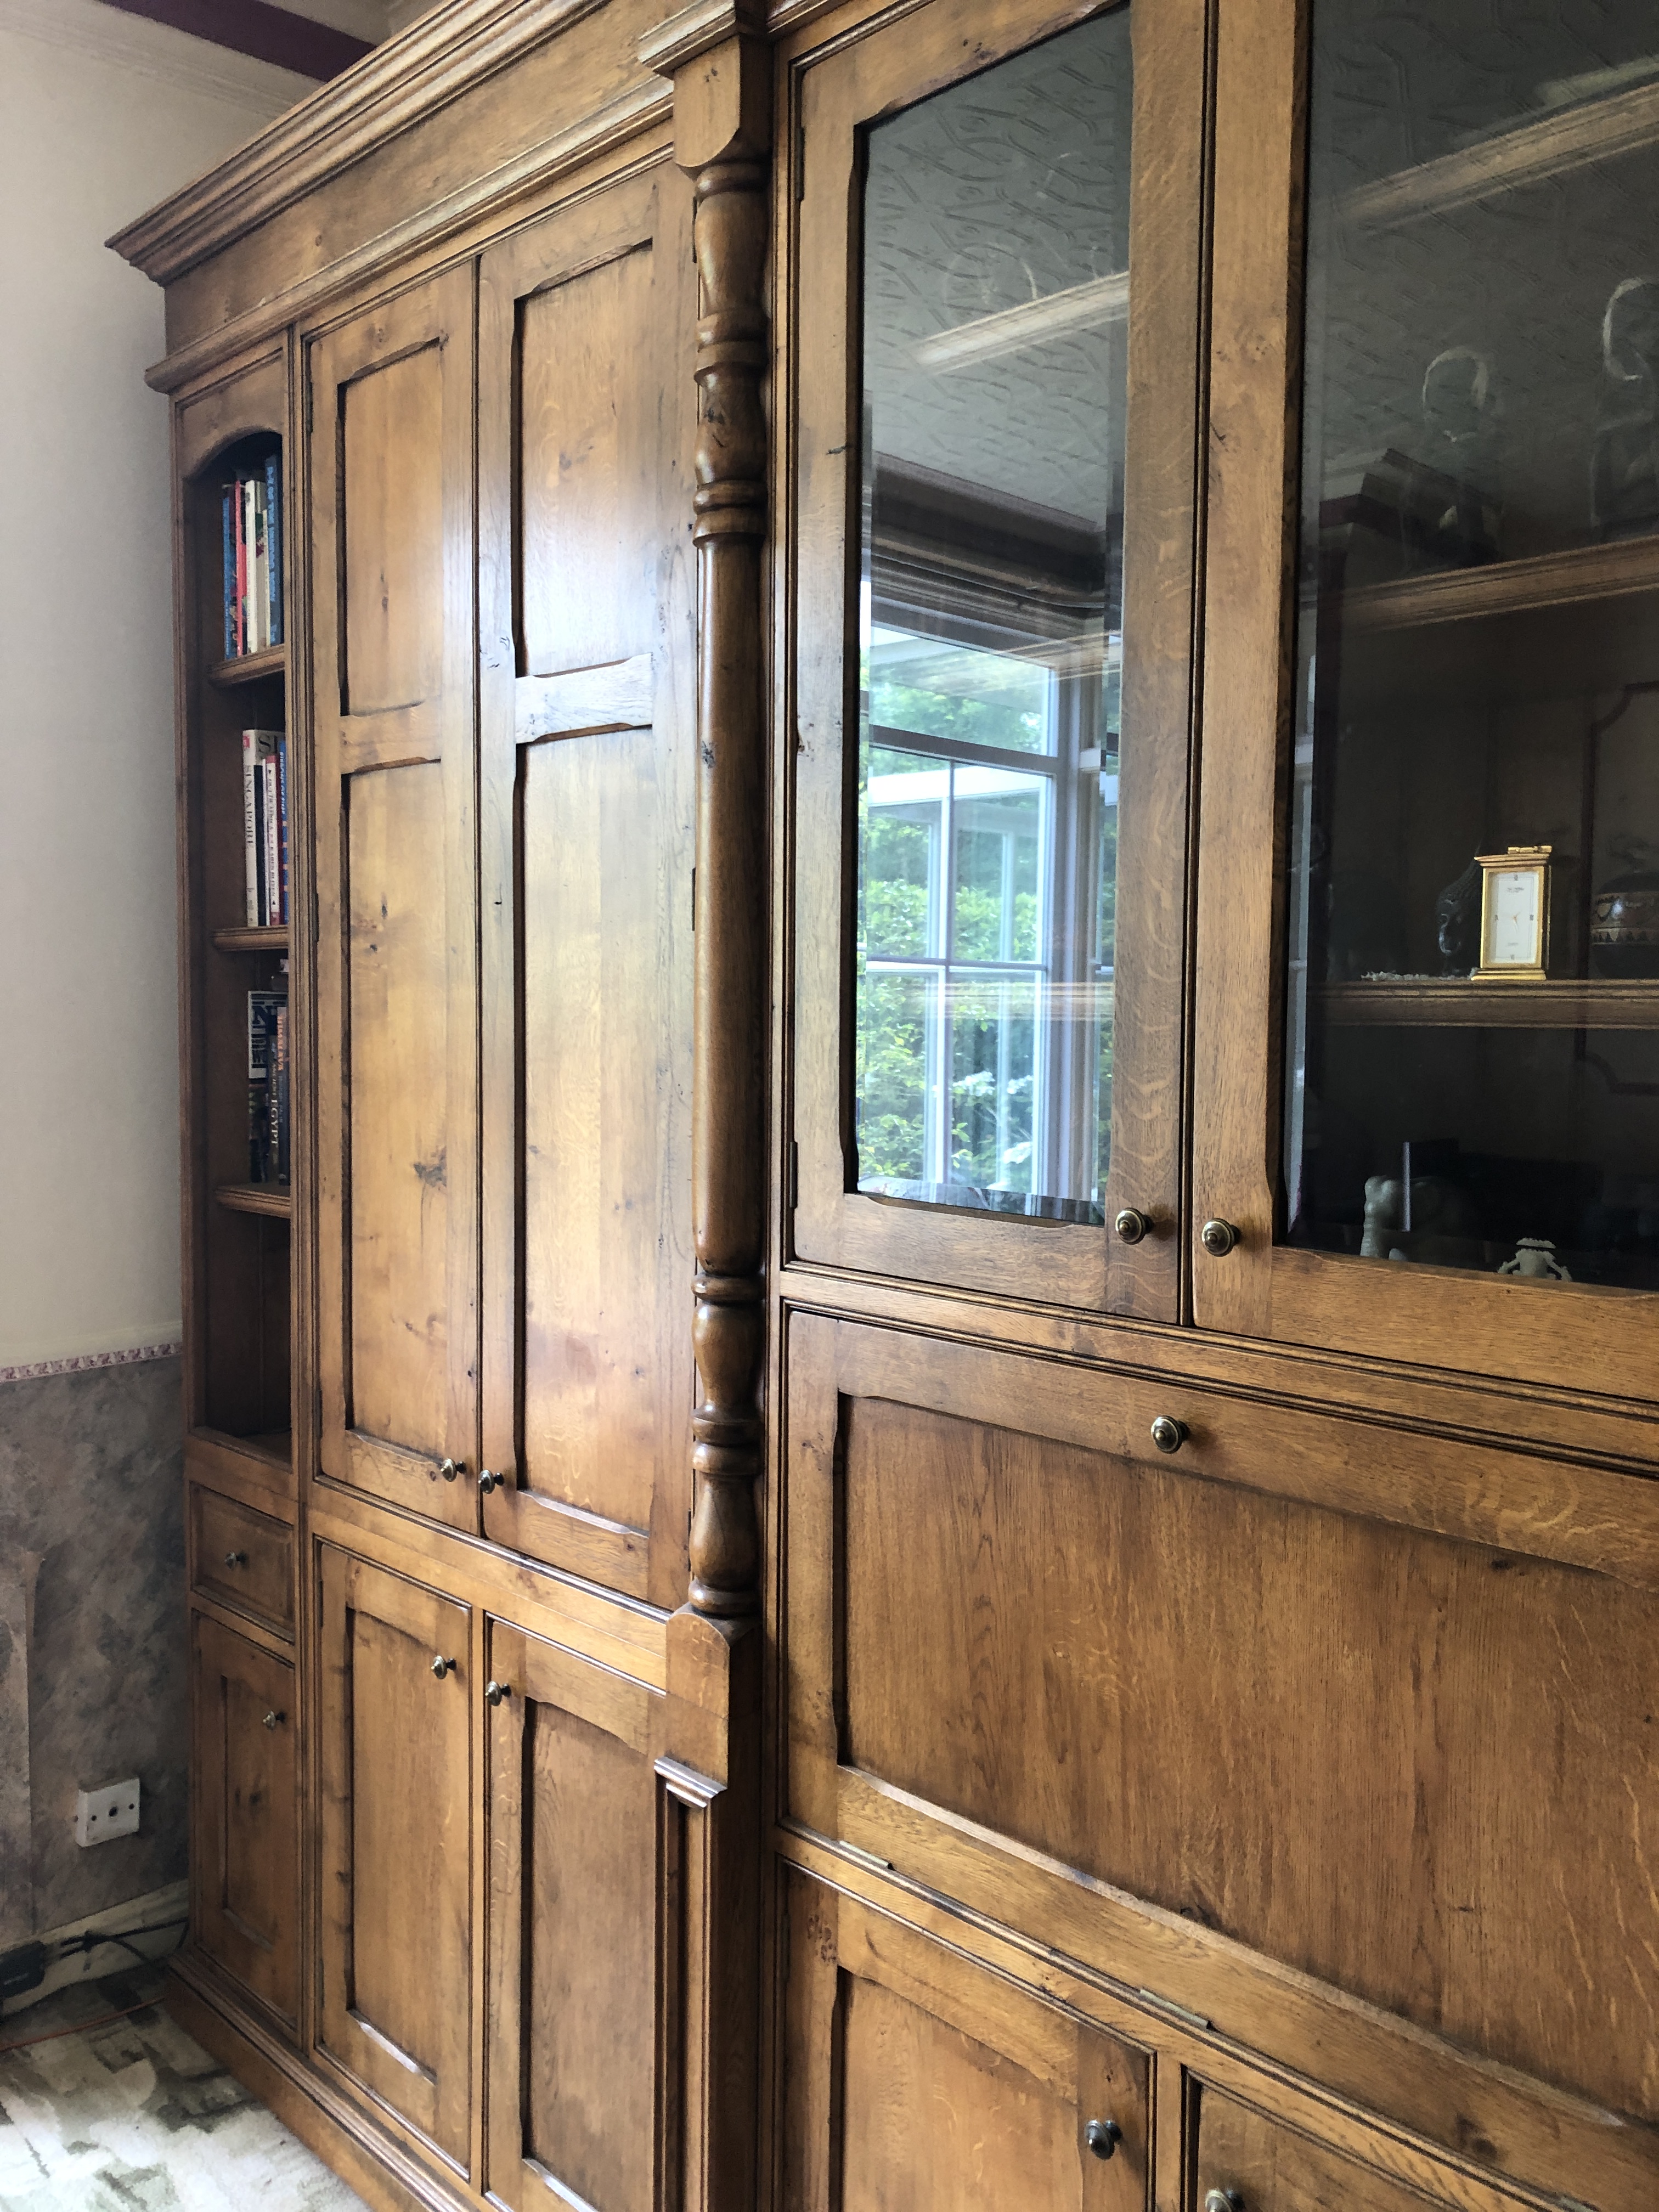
[[249, 990, 290, 1186], [242, 730, 289, 927], [223, 455, 283, 657]]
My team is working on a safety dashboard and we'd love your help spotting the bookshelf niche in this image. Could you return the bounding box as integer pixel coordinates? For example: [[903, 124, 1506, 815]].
[[184, 420, 292, 1472]]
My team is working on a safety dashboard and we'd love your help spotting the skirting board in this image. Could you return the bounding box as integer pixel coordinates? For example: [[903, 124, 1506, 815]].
[[166, 1953, 468, 2212], [2, 1878, 188, 2017]]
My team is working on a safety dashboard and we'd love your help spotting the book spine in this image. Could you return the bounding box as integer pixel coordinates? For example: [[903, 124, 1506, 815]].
[[235, 476, 249, 657], [252, 738, 267, 927], [250, 477, 266, 654], [265, 453, 283, 647], [242, 731, 259, 927], [276, 736, 290, 924], [274, 1003, 290, 1184], [222, 487, 235, 661], [263, 754, 280, 930]]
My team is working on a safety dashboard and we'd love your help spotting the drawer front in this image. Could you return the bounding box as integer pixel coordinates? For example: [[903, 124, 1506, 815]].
[[1199, 2088, 1449, 2212], [191, 1485, 293, 1635]]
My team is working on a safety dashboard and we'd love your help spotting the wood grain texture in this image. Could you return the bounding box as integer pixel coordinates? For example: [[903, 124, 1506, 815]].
[[317, 1547, 472, 2171], [341, 349, 443, 716], [190, 1485, 295, 1637], [191, 1612, 298, 2024], [1198, 2086, 1452, 2212]]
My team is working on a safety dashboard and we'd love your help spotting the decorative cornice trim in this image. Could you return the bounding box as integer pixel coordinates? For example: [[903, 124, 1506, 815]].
[[0, 0, 313, 112], [108, 0, 611, 285], [639, 0, 765, 77], [143, 79, 672, 391], [0, 1341, 182, 1386]]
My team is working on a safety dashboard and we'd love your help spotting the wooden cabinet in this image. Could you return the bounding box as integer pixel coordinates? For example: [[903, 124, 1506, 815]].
[[189, 1483, 293, 1636], [311, 267, 481, 1536], [317, 1545, 473, 2171], [191, 1613, 297, 2024], [1195, 2090, 1458, 2212]]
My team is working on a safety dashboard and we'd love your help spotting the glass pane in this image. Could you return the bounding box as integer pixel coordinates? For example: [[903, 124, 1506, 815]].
[[1285, 0, 1659, 1291], [853, 9, 1133, 1226]]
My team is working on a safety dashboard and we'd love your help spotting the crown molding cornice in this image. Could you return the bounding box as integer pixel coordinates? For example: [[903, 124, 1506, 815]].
[[637, 0, 764, 77], [108, 0, 610, 283], [0, 0, 314, 112]]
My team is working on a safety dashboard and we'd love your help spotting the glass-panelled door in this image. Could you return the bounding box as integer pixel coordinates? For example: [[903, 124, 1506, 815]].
[[1194, 0, 1659, 1396], [790, 0, 1209, 1317]]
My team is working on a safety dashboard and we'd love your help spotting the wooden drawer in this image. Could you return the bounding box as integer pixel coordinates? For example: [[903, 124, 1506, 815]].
[[191, 1485, 293, 1635], [1198, 2088, 1451, 2212]]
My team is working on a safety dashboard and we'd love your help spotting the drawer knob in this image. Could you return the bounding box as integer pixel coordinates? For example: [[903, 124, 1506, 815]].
[[1114, 1207, 1153, 1245], [1085, 2118, 1122, 2160], [478, 1468, 505, 1495], [431, 1655, 457, 1679], [438, 1457, 464, 1482], [484, 1680, 511, 1708], [1205, 2193, 1243, 2212], [223, 1550, 248, 1568], [262, 1709, 285, 1730], [1150, 1415, 1189, 1455], [1199, 1217, 1240, 1257]]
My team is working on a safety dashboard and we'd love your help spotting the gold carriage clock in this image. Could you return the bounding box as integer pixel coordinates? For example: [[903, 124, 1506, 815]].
[[1474, 845, 1552, 980]]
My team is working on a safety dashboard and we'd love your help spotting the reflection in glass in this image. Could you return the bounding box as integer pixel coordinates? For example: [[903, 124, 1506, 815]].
[[853, 10, 1132, 1224], [1284, 0, 1659, 1290]]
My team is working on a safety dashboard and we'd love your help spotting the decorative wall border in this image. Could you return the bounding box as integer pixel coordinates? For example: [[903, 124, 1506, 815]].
[[0, 1342, 183, 1386]]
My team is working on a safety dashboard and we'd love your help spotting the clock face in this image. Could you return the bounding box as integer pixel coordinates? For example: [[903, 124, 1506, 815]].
[[1484, 867, 1542, 967]]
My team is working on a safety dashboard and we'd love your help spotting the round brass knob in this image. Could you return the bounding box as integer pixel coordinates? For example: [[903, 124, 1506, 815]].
[[223, 1550, 247, 1568], [484, 1680, 510, 1708], [431, 1655, 456, 1678], [1085, 2118, 1122, 2160], [1205, 2192, 1243, 2212], [438, 1457, 464, 1482], [1114, 1208, 1152, 1245], [1150, 1415, 1189, 1455], [478, 1468, 505, 1495], [1199, 1217, 1239, 1257], [262, 1709, 285, 1730]]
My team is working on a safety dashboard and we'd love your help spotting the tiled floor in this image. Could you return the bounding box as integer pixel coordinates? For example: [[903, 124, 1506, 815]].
[[0, 1967, 368, 2210]]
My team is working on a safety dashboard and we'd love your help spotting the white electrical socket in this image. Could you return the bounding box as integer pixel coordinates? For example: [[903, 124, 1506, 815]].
[[75, 1779, 140, 1848]]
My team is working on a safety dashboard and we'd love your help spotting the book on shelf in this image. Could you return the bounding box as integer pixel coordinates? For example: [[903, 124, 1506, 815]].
[[220, 453, 284, 658], [247, 988, 290, 1186], [241, 730, 289, 927]]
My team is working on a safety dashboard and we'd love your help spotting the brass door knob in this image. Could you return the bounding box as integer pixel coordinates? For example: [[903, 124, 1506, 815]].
[[438, 1457, 464, 1482], [1205, 2192, 1243, 2212], [478, 1468, 505, 1494], [223, 1551, 247, 1568], [262, 1709, 285, 1730], [1084, 2118, 1122, 2160], [1114, 1208, 1153, 1245], [431, 1655, 456, 1678], [1150, 1415, 1188, 1455], [1199, 1217, 1240, 1257], [484, 1680, 511, 1707]]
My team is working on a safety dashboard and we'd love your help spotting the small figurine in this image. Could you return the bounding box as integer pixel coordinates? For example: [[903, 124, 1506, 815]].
[[1403, 347, 1502, 569], [1590, 276, 1659, 539], [1497, 1237, 1572, 1280], [1361, 1172, 1480, 1262], [1434, 855, 1483, 973]]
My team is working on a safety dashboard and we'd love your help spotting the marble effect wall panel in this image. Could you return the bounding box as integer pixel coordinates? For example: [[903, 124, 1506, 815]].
[[0, 1356, 185, 1936]]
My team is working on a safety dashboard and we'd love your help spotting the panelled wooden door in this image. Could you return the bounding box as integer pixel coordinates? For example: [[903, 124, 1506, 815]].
[[483, 1619, 665, 2210], [780, 1870, 1151, 2210], [317, 1546, 473, 2170], [788, 0, 1209, 1319], [190, 1612, 297, 2023], [311, 267, 481, 1531], [476, 165, 697, 1606]]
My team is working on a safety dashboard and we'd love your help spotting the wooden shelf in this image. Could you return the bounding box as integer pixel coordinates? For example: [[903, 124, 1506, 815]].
[[207, 643, 287, 687], [1341, 76, 1659, 230], [215, 1181, 292, 1218], [1341, 537, 1659, 636], [190, 1426, 292, 1479], [1317, 979, 1659, 1029], [212, 924, 289, 954]]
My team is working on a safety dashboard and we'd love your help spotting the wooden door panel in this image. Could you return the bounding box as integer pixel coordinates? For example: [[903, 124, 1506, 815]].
[[1198, 2087, 1456, 2212], [782, 1314, 1659, 2123], [191, 1613, 297, 2023], [782, 1870, 1149, 2211], [318, 1546, 472, 2171], [478, 166, 696, 1606], [313, 269, 479, 1532], [485, 1619, 663, 2211]]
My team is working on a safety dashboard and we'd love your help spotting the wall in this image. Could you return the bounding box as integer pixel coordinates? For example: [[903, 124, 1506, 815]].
[[0, 0, 313, 1961]]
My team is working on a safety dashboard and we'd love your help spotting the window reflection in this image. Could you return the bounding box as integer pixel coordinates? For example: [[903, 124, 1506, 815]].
[[852, 10, 1132, 1224]]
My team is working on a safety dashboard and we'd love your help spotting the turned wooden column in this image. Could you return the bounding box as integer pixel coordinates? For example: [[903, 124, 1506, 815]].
[[675, 30, 772, 1620]]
